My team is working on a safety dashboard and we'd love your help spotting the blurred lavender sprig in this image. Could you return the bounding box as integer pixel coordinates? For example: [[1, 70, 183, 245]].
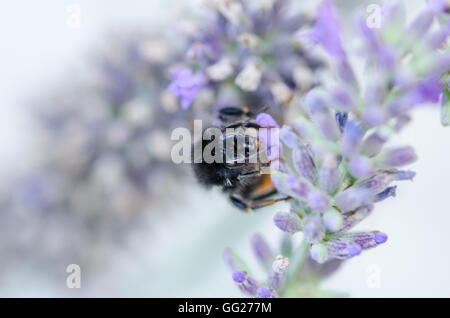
[[224, 0, 449, 297], [168, 0, 325, 122]]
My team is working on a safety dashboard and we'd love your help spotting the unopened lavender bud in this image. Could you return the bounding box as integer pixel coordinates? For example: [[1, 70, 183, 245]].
[[274, 211, 302, 234], [390, 170, 416, 181], [340, 120, 363, 158], [257, 287, 277, 298], [326, 239, 362, 259], [235, 61, 262, 92], [256, 113, 279, 128], [310, 243, 329, 264], [323, 209, 343, 232], [313, 112, 341, 141], [319, 154, 340, 194], [339, 231, 388, 250], [280, 126, 300, 149], [232, 271, 258, 296], [381, 146, 418, 168], [362, 106, 386, 127], [374, 186, 397, 202], [251, 234, 273, 269], [307, 191, 330, 213], [339, 205, 373, 233], [348, 156, 374, 179], [293, 145, 317, 183], [304, 215, 326, 243], [362, 129, 389, 157], [268, 255, 289, 291], [286, 175, 311, 201], [335, 187, 372, 213]]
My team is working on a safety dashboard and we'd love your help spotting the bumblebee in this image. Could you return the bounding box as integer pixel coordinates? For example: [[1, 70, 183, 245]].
[[191, 106, 289, 211]]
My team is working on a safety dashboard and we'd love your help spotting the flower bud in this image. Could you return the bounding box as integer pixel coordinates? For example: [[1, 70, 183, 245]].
[[319, 154, 340, 194], [304, 215, 326, 243], [323, 209, 343, 232], [310, 243, 329, 264], [274, 211, 302, 234], [307, 191, 330, 213], [257, 287, 277, 298], [232, 271, 259, 296], [293, 145, 317, 183]]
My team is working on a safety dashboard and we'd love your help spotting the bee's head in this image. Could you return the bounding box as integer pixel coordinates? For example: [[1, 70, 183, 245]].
[[191, 126, 245, 190]]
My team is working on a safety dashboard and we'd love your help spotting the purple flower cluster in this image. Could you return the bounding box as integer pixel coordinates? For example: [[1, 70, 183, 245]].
[[269, 1, 449, 264], [223, 0, 449, 296], [168, 0, 324, 119], [224, 234, 344, 298]]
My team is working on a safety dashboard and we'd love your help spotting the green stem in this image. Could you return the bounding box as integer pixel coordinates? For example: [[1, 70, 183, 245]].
[[286, 237, 309, 281]]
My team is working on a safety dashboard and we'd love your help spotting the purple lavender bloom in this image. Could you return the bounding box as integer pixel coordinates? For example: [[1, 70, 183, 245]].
[[339, 205, 373, 233], [319, 155, 340, 194], [339, 231, 388, 250], [340, 120, 363, 158], [168, 69, 206, 109], [335, 187, 372, 213], [273, 212, 302, 234], [293, 145, 317, 183], [427, 0, 450, 14], [303, 216, 326, 243], [279, 126, 300, 149], [285, 175, 311, 200], [256, 113, 279, 128], [301, 0, 345, 58], [348, 156, 374, 179], [307, 191, 330, 213], [362, 130, 389, 157], [325, 239, 362, 260], [232, 271, 259, 296], [407, 76, 443, 105], [257, 287, 277, 298], [374, 186, 397, 203], [256, 113, 281, 161], [382, 146, 418, 167], [251, 234, 273, 269]]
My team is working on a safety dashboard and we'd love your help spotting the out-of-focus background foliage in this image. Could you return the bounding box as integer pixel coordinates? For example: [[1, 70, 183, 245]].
[[0, 0, 449, 297]]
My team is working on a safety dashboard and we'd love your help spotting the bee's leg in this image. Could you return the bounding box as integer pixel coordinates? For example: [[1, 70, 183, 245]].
[[229, 194, 291, 211], [237, 170, 261, 180]]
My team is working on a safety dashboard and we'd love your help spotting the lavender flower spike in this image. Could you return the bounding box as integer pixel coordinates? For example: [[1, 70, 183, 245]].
[[381, 146, 418, 168], [232, 271, 259, 296], [300, 0, 345, 58]]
